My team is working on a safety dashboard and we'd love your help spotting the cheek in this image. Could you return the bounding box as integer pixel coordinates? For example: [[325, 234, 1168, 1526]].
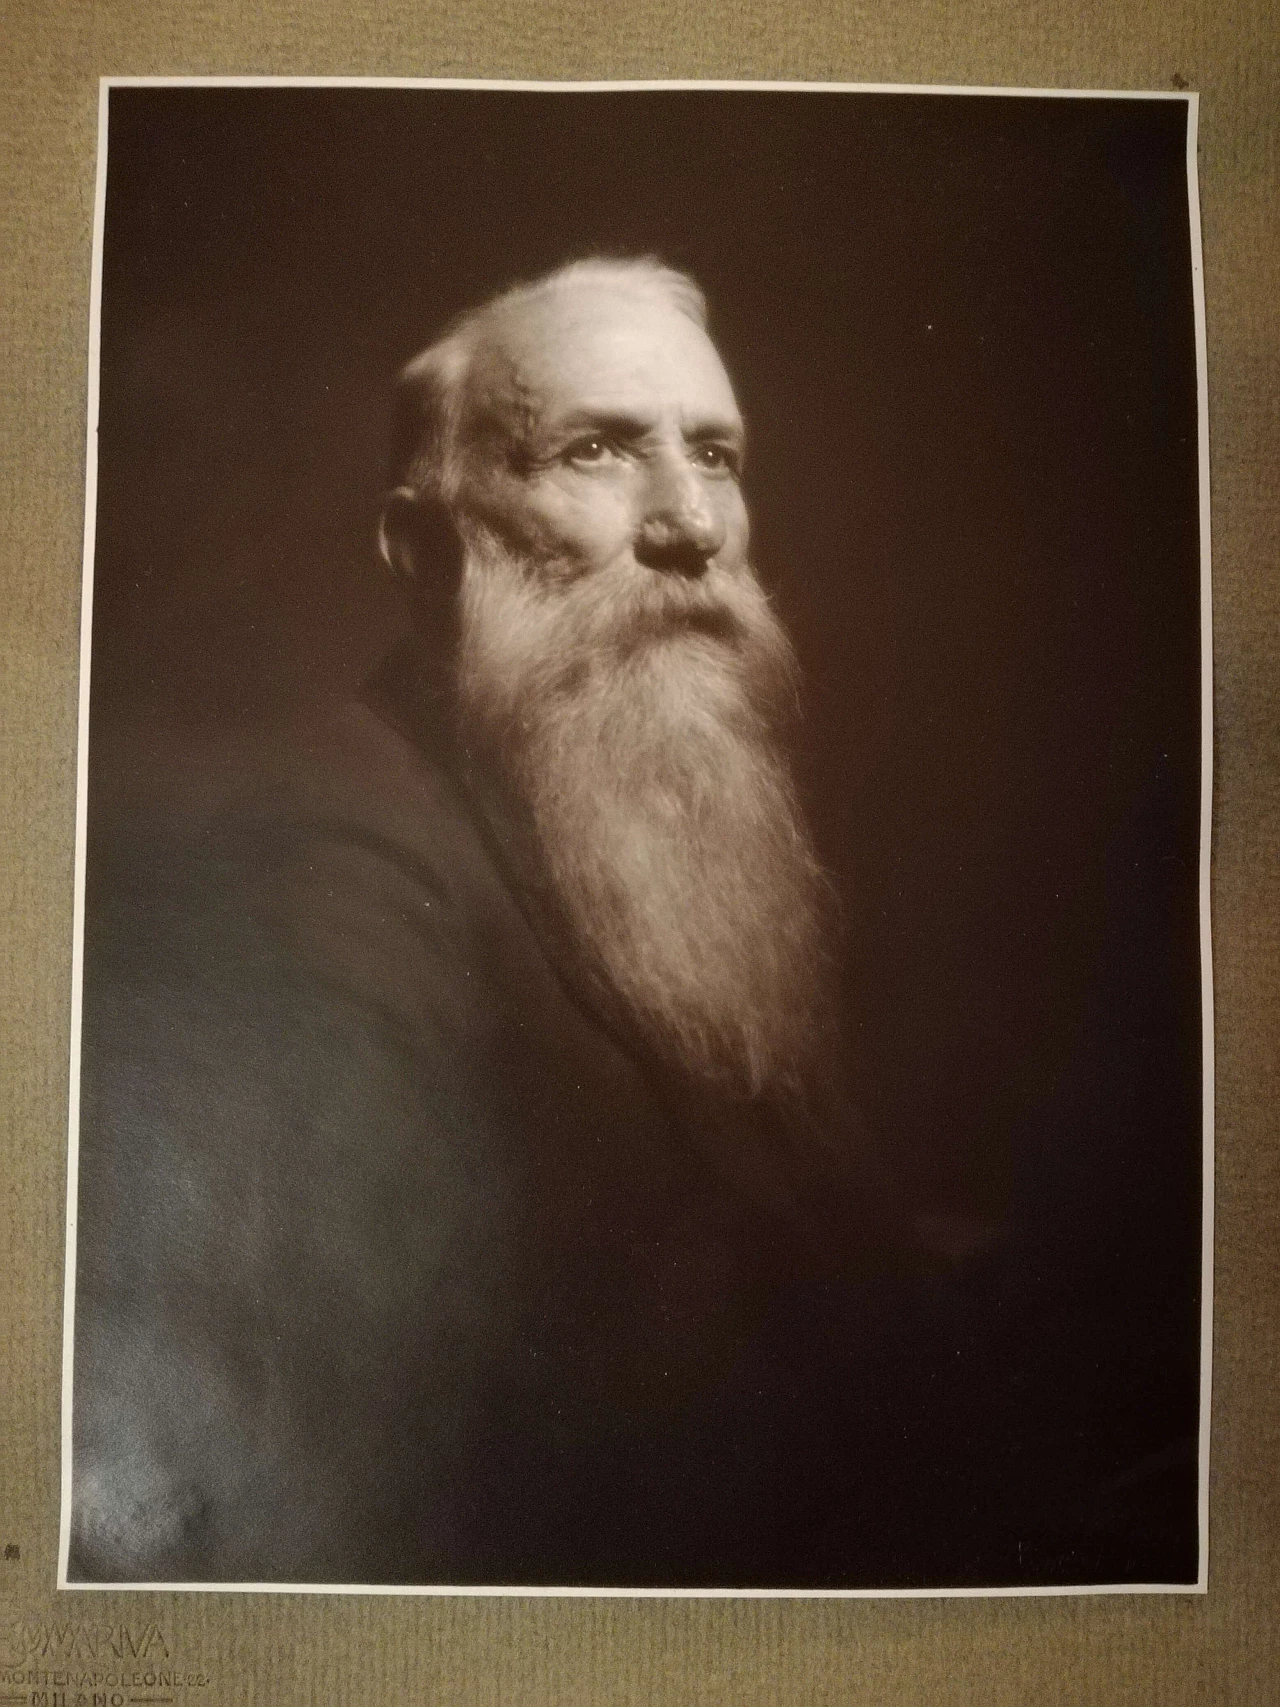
[[718, 489, 751, 565], [475, 472, 635, 576], [531, 486, 635, 575]]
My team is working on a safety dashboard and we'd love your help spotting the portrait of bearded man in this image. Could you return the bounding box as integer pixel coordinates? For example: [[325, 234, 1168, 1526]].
[[388, 259, 838, 1122], [64, 84, 1206, 1596], [69, 258, 934, 1589]]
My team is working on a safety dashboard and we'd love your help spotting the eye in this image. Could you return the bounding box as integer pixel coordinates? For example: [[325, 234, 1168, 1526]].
[[563, 434, 619, 467], [690, 441, 740, 475]]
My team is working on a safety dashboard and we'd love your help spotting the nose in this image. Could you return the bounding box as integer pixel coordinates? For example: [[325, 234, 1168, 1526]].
[[634, 452, 727, 576]]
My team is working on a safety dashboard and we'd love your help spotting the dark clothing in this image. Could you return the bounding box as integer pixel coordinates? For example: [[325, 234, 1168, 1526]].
[[70, 649, 1200, 1588], [71, 653, 950, 1586]]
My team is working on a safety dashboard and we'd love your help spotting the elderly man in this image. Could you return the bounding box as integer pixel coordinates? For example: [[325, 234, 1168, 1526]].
[[383, 258, 837, 1123], [70, 259, 939, 1588]]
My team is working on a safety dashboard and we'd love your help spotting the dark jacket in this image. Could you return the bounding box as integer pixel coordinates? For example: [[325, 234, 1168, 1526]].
[[70, 648, 952, 1588]]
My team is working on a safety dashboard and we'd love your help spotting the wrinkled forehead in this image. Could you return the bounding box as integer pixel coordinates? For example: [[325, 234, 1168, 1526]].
[[460, 281, 742, 448]]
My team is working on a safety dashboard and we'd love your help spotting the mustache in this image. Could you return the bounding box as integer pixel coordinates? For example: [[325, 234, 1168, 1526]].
[[607, 593, 746, 654], [455, 528, 800, 736], [546, 565, 757, 653]]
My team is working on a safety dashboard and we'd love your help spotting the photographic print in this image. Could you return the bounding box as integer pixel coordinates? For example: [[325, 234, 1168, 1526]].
[[59, 80, 1211, 1595]]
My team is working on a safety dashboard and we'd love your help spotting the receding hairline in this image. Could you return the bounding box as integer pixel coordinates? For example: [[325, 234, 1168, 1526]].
[[390, 258, 712, 498]]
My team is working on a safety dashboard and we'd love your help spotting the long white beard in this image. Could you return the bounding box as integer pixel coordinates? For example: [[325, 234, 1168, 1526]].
[[454, 529, 838, 1115]]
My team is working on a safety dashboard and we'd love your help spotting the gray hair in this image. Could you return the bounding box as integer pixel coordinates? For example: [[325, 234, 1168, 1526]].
[[389, 257, 709, 504]]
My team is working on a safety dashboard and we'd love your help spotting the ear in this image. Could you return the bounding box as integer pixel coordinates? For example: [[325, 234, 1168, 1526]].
[[378, 486, 429, 582], [377, 486, 465, 647]]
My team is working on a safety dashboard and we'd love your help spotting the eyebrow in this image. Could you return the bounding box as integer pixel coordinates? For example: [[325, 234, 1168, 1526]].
[[549, 408, 746, 448]]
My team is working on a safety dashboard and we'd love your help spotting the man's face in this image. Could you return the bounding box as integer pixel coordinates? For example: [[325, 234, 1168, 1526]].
[[454, 282, 751, 587]]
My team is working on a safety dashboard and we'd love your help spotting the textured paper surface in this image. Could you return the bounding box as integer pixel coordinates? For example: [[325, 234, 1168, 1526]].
[[1, 1, 1276, 1700]]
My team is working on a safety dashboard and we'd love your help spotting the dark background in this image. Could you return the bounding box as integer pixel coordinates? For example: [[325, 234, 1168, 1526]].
[[88, 89, 1204, 1568]]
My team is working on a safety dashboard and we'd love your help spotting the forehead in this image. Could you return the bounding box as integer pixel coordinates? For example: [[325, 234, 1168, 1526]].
[[466, 282, 742, 436]]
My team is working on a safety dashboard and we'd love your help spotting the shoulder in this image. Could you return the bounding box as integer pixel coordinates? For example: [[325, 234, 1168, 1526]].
[[97, 694, 524, 1038], [70, 698, 532, 1581]]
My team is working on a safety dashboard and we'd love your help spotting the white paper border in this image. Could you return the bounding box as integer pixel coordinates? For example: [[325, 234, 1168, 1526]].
[[58, 77, 1213, 1600]]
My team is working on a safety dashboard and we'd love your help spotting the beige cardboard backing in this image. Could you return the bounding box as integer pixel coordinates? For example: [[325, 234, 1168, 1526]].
[[2, 3, 1276, 1700]]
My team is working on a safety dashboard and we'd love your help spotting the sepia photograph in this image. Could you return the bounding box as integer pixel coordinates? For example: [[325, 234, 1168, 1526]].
[[60, 80, 1210, 1594]]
